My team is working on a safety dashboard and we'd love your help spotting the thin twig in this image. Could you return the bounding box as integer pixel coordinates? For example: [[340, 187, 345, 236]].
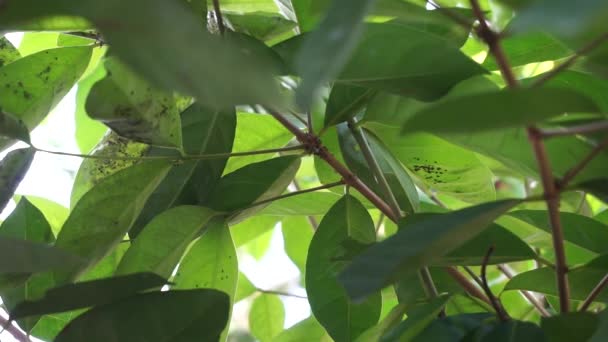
[[445, 266, 492, 305], [463, 266, 485, 289], [242, 180, 345, 210], [480, 246, 510, 321], [256, 288, 307, 299], [0, 314, 29, 342], [33, 145, 305, 161], [212, 0, 225, 35], [557, 137, 608, 190], [497, 264, 551, 317], [306, 111, 314, 134], [527, 128, 571, 313], [579, 274, 608, 312], [419, 268, 442, 311], [533, 32, 608, 87], [539, 121, 608, 139]]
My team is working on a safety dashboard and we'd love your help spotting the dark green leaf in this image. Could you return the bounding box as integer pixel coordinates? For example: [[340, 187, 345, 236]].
[[116, 206, 218, 278], [338, 124, 419, 215], [10, 273, 166, 319], [130, 103, 235, 237], [527, 71, 608, 113], [381, 295, 451, 342], [307, 194, 381, 341], [54, 160, 171, 283], [0, 109, 30, 144], [85, 57, 184, 149], [0, 46, 92, 149], [0, 36, 21, 67], [0, 148, 34, 212], [356, 304, 406, 342], [249, 294, 285, 342], [295, 0, 376, 109], [411, 313, 495, 341], [0, 197, 55, 331], [0, 237, 81, 273], [590, 309, 608, 342], [339, 199, 520, 300], [55, 289, 230, 342], [172, 220, 237, 341], [324, 84, 375, 129], [402, 88, 600, 134], [541, 312, 599, 342], [473, 320, 546, 342], [204, 156, 301, 222], [576, 178, 608, 204]]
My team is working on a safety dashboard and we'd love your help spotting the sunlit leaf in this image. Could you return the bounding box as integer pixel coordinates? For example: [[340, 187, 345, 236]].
[[249, 294, 285, 342]]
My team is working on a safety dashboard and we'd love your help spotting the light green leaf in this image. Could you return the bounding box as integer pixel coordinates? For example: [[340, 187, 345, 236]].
[[172, 220, 237, 342], [402, 88, 600, 134], [74, 63, 108, 153], [274, 316, 331, 342], [86, 57, 183, 149], [340, 199, 520, 300], [235, 271, 256, 302], [231, 215, 279, 247], [282, 216, 314, 278], [249, 294, 285, 342], [295, 0, 376, 108], [116, 206, 217, 278], [219, 0, 279, 13], [10, 273, 167, 319], [338, 124, 419, 215], [130, 103, 235, 237], [307, 194, 381, 341], [204, 156, 301, 222], [225, 12, 297, 41], [0, 148, 35, 212], [54, 289, 230, 342], [0, 36, 20, 66], [260, 191, 346, 216], [54, 160, 171, 283]]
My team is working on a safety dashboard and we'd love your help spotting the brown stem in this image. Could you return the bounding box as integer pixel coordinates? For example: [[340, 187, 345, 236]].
[[0, 314, 30, 342], [540, 121, 608, 138], [533, 32, 608, 87], [579, 273, 608, 311], [528, 128, 570, 312], [480, 247, 510, 321], [445, 266, 492, 305], [463, 266, 485, 289], [557, 137, 608, 190], [212, 0, 225, 35], [497, 264, 551, 317]]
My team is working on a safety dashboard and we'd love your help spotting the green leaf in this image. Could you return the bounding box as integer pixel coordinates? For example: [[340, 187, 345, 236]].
[[115, 206, 217, 278], [274, 316, 331, 342], [508, 0, 608, 38], [411, 313, 495, 341], [0, 46, 92, 149], [339, 199, 520, 300], [365, 126, 496, 204], [0, 197, 55, 331], [324, 84, 376, 129], [204, 156, 301, 222], [260, 191, 347, 216], [0, 109, 30, 144], [507, 210, 608, 255], [224, 112, 293, 174], [0, 237, 81, 273], [0, 148, 35, 212], [527, 71, 608, 113], [381, 295, 451, 342], [10, 273, 167, 319], [338, 124, 419, 215], [282, 216, 314, 279], [54, 160, 171, 283], [307, 194, 381, 341], [576, 178, 608, 204], [86, 57, 183, 149], [482, 32, 572, 70], [220, 0, 279, 13], [590, 309, 608, 342], [225, 12, 297, 41], [74, 64, 107, 153], [402, 88, 600, 134], [130, 103, 235, 237], [172, 220, 237, 341], [473, 320, 546, 342], [355, 304, 406, 342], [54, 289, 230, 342], [235, 271, 256, 302], [231, 215, 280, 247], [505, 254, 608, 302], [276, 22, 486, 101], [295, 0, 376, 109], [541, 312, 599, 342], [4, 16, 92, 32], [0, 36, 20, 67], [70, 132, 148, 207], [249, 294, 285, 342]]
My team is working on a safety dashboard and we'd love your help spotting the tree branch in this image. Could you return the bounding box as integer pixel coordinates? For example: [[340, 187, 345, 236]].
[[539, 121, 608, 138], [445, 266, 492, 306], [579, 273, 608, 312], [0, 313, 30, 342], [533, 32, 608, 87], [211, 0, 226, 35], [480, 247, 510, 321], [557, 137, 608, 190]]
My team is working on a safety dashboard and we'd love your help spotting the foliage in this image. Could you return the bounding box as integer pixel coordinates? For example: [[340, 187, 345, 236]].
[[0, 0, 607, 341]]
